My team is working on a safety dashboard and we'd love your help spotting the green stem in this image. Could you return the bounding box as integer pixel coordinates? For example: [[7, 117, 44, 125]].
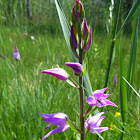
[[79, 41, 85, 140]]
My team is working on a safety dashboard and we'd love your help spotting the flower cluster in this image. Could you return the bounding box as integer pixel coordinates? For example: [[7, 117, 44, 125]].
[[70, 0, 92, 53], [39, 1, 118, 140], [39, 112, 109, 139]]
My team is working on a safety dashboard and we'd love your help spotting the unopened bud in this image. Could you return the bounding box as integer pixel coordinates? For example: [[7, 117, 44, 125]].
[[82, 18, 88, 40], [84, 27, 92, 52], [70, 25, 77, 50]]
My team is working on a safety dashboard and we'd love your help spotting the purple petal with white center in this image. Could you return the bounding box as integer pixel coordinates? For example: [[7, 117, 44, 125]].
[[86, 112, 104, 126], [41, 68, 69, 81], [42, 125, 69, 140], [85, 112, 109, 134], [65, 62, 83, 74], [84, 27, 92, 52]]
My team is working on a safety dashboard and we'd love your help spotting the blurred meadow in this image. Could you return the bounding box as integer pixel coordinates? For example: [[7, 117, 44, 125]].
[[0, 0, 140, 140]]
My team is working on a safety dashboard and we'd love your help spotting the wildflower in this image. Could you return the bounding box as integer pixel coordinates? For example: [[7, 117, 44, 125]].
[[31, 36, 35, 40], [13, 44, 20, 60], [85, 112, 109, 133], [82, 18, 88, 40], [39, 112, 70, 140], [114, 75, 117, 88], [84, 27, 92, 52], [41, 68, 69, 81], [65, 62, 83, 74], [70, 25, 77, 50], [115, 112, 121, 117], [87, 88, 118, 107], [110, 123, 116, 131]]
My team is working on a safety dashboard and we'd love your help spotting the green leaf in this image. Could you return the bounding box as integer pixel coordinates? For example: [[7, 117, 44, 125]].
[[82, 58, 87, 76], [66, 79, 76, 88], [65, 117, 80, 133], [127, 7, 140, 98]]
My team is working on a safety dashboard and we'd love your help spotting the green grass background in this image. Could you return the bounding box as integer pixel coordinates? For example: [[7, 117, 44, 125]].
[[0, 25, 140, 140]]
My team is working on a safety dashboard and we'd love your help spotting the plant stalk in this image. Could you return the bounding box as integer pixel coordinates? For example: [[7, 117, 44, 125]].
[[79, 41, 85, 140]]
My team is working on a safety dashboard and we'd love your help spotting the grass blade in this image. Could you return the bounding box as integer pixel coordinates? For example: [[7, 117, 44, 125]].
[[122, 77, 140, 98], [114, 0, 140, 39], [127, 7, 140, 98], [120, 44, 128, 139]]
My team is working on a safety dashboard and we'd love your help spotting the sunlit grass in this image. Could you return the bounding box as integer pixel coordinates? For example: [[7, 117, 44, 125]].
[[0, 26, 140, 140]]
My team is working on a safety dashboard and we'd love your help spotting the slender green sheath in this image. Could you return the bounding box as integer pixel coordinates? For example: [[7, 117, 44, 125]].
[[79, 41, 85, 140], [127, 7, 139, 98], [120, 44, 127, 139], [104, 0, 121, 88]]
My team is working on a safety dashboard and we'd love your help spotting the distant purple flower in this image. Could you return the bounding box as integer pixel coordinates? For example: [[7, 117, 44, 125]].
[[41, 68, 69, 81], [82, 18, 88, 40], [87, 88, 118, 107], [13, 44, 20, 60], [65, 62, 83, 74], [85, 112, 109, 133], [71, 25, 77, 49], [39, 112, 70, 140], [114, 75, 117, 88], [84, 27, 92, 52]]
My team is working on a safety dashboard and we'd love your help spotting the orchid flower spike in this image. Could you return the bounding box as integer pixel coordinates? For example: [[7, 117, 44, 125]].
[[39, 112, 70, 140], [41, 68, 69, 81], [65, 62, 83, 74], [85, 112, 109, 133], [13, 44, 20, 60], [87, 88, 118, 107], [114, 75, 117, 88]]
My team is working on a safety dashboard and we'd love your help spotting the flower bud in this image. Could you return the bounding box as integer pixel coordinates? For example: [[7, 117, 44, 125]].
[[70, 25, 77, 50], [82, 18, 88, 40], [84, 27, 92, 52], [41, 68, 69, 81], [76, 0, 85, 21], [65, 62, 83, 74]]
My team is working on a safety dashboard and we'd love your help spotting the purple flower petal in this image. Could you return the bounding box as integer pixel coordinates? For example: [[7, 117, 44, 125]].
[[90, 127, 109, 133], [13, 44, 20, 60], [41, 68, 69, 81], [39, 112, 69, 126], [84, 27, 92, 52], [103, 99, 118, 107], [87, 88, 117, 108], [42, 125, 69, 140], [39, 112, 70, 140], [65, 62, 83, 74], [87, 96, 96, 106]]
